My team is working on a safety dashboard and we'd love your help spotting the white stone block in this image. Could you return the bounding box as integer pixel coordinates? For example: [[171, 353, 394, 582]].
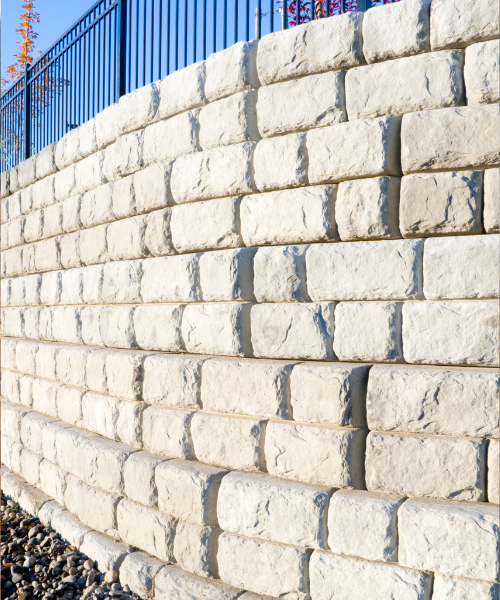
[[116, 399, 144, 449], [218, 471, 330, 548], [42, 203, 64, 238], [56, 345, 89, 388], [336, 177, 401, 241], [403, 301, 499, 366], [173, 520, 220, 578], [75, 152, 107, 194], [100, 306, 137, 349], [133, 304, 184, 352], [10, 277, 25, 307], [144, 207, 174, 256], [35, 143, 57, 179], [328, 489, 405, 562], [488, 439, 499, 504], [107, 215, 148, 261], [143, 109, 200, 165], [24, 211, 43, 243], [61, 194, 82, 233], [334, 301, 403, 363], [484, 168, 500, 233], [80, 531, 131, 572], [56, 385, 84, 427], [78, 118, 98, 158], [51, 307, 82, 344], [112, 173, 137, 219], [402, 104, 500, 172], [79, 224, 108, 265], [40, 271, 61, 306], [60, 268, 84, 305], [141, 254, 200, 302], [50, 509, 93, 549], [154, 565, 241, 600], [253, 133, 308, 192], [367, 366, 499, 438], [433, 574, 499, 600], [265, 420, 366, 488], [155, 459, 227, 525], [254, 245, 308, 302], [123, 451, 165, 507], [80, 183, 114, 228], [19, 375, 35, 408], [81, 306, 104, 346], [398, 498, 499, 581], [400, 171, 483, 236], [3, 401, 29, 443], [430, 0, 499, 50], [101, 260, 142, 304], [424, 235, 499, 299], [17, 156, 37, 189], [119, 552, 164, 599], [15, 339, 38, 374], [157, 60, 208, 120], [199, 90, 260, 150], [105, 350, 146, 400], [103, 131, 143, 181], [191, 412, 266, 471], [182, 302, 252, 357], [35, 238, 62, 272], [142, 406, 194, 459], [134, 162, 173, 213], [205, 40, 259, 101], [1, 307, 24, 338], [60, 232, 81, 270], [118, 82, 159, 135], [81, 392, 119, 440], [257, 13, 363, 85], [170, 142, 255, 203], [39, 460, 66, 506], [20, 447, 41, 485], [217, 533, 309, 600], [24, 274, 41, 305], [142, 354, 204, 408], [199, 248, 255, 301], [366, 432, 486, 501], [309, 550, 432, 600], [465, 40, 500, 105], [55, 129, 81, 171], [308, 116, 402, 184], [117, 499, 176, 562], [82, 264, 104, 304]]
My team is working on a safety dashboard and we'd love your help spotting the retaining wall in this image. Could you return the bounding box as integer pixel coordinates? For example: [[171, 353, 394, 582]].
[[1, 0, 500, 598]]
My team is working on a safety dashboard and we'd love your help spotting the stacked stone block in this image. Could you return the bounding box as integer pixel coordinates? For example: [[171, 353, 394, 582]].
[[1, 1, 499, 598]]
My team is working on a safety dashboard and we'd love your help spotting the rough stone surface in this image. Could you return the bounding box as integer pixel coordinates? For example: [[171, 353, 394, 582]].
[[432, 574, 500, 600], [241, 186, 337, 246], [106, 216, 148, 262], [157, 61, 208, 120], [117, 82, 159, 135], [102, 260, 142, 304], [254, 245, 308, 302], [484, 168, 499, 233], [119, 552, 164, 598], [154, 565, 241, 600], [142, 406, 194, 459], [141, 254, 200, 303], [362, 0, 431, 63], [310, 550, 433, 600], [218, 471, 330, 548], [133, 304, 184, 352], [251, 302, 335, 360], [142, 110, 200, 165], [134, 162, 173, 213], [398, 498, 499, 581], [253, 133, 308, 192], [367, 366, 499, 438], [402, 301, 499, 367], [366, 432, 487, 501], [333, 302, 403, 363], [217, 532, 309, 600], [173, 520, 220, 578], [205, 40, 259, 101], [488, 439, 499, 504], [257, 13, 364, 85], [400, 171, 483, 237], [465, 40, 500, 104], [401, 105, 500, 172], [199, 248, 255, 302], [423, 235, 499, 299]]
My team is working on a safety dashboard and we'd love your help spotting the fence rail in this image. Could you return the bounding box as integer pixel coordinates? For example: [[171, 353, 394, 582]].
[[0, 0, 387, 173]]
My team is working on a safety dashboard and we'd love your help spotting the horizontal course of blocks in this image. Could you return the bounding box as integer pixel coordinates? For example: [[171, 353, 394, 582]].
[[2, 1, 499, 599]]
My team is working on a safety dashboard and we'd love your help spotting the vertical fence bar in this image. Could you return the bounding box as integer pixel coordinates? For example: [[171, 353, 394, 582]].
[[117, 0, 128, 98], [24, 64, 31, 160], [223, 0, 227, 48], [270, 0, 274, 32], [143, 0, 147, 85], [159, 0, 163, 78], [234, 0, 238, 43], [176, 0, 180, 70], [184, 0, 188, 66], [167, 0, 171, 74], [213, 0, 217, 52], [151, 0, 155, 82], [258, 0, 262, 38], [203, 0, 207, 58], [194, 0, 198, 63]]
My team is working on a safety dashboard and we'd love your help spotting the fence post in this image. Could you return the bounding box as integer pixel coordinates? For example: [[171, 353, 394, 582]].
[[24, 63, 31, 161], [117, 0, 128, 99], [357, 0, 372, 11]]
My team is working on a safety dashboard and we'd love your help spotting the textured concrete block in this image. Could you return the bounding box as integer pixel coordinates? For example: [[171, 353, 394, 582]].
[[400, 171, 483, 237], [367, 366, 499, 438], [310, 550, 432, 600], [79, 224, 108, 266], [143, 354, 204, 408], [56, 385, 84, 427], [144, 207, 174, 256], [35, 237, 62, 272], [307, 239, 423, 301], [401, 104, 500, 172], [253, 133, 308, 192], [42, 203, 64, 238], [241, 185, 336, 246], [80, 531, 131, 572], [141, 254, 200, 303], [51, 307, 81, 344], [488, 439, 499, 504], [218, 533, 309, 600], [199, 90, 260, 149], [3, 401, 29, 443], [17, 156, 37, 189], [398, 498, 499, 581], [143, 110, 200, 165], [81, 306, 104, 346], [424, 235, 499, 299], [154, 565, 241, 600], [115, 398, 144, 449], [85, 348, 110, 394], [55, 128, 81, 170], [54, 165, 76, 201], [173, 520, 220, 578], [254, 245, 308, 302], [39, 460, 66, 506], [19, 375, 35, 408], [366, 432, 487, 501], [50, 508, 93, 548], [484, 169, 500, 233], [103, 131, 143, 180], [171, 142, 255, 203], [15, 339, 38, 374], [10, 277, 25, 306], [75, 152, 107, 194], [328, 490, 405, 562], [336, 177, 401, 241], [1, 307, 24, 338], [105, 350, 146, 400], [81, 392, 119, 439], [60, 232, 81, 270], [403, 301, 499, 366], [308, 116, 401, 184], [155, 459, 227, 525], [119, 552, 164, 598], [56, 345, 88, 388], [134, 304, 184, 352], [257, 13, 363, 85], [23, 210, 43, 244], [134, 162, 173, 213], [465, 40, 500, 104], [107, 215, 148, 261], [265, 420, 366, 488], [433, 574, 499, 600], [199, 248, 255, 302], [346, 50, 464, 120], [40, 271, 61, 306], [430, 0, 499, 50], [182, 302, 252, 357], [117, 81, 159, 135], [157, 60, 208, 120], [95, 103, 121, 149], [117, 499, 176, 562], [142, 406, 194, 459], [80, 183, 113, 228], [123, 451, 165, 507], [362, 0, 431, 63], [334, 301, 403, 363], [191, 412, 266, 471], [35, 342, 58, 380], [205, 40, 259, 101], [257, 71, 345, 138], [101, 260, 141, 304], [111, 174, 136, 219], [100, 306, 137, 349], [218, 471, 330, 548]]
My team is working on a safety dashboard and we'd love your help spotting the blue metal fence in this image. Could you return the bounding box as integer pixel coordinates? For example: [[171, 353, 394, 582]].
[[0, 0, 387, 173]]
